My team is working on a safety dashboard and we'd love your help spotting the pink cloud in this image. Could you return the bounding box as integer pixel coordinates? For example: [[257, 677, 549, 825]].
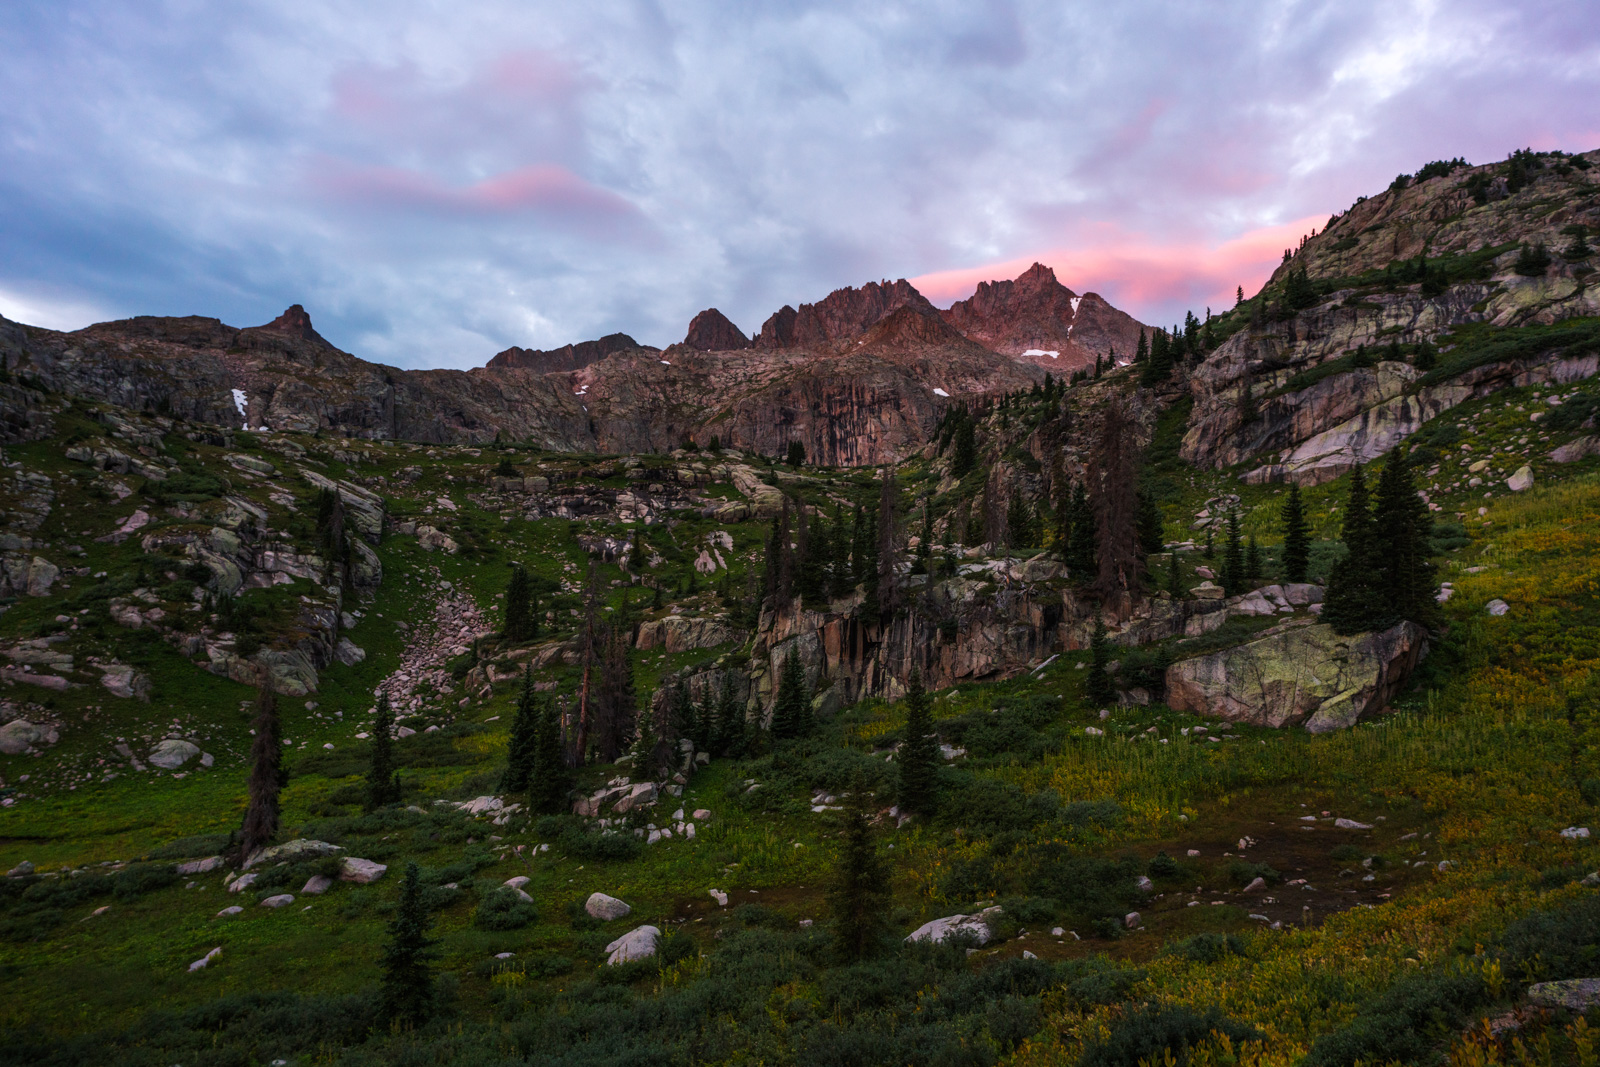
[[912, 214, 1330, 322], [313, 159, 641, 220]]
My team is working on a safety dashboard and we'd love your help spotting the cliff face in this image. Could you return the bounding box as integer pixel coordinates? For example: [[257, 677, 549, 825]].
[[681, 308, 750, 351], [1181, 148, 1600, 480], [941, 264, 1152, 372]]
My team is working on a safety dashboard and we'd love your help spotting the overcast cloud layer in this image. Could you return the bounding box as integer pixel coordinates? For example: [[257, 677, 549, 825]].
[[2, 1, 1597, 368]]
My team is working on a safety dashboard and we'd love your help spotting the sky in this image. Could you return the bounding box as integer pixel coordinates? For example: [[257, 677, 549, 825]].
[[1, 1, 1598, 369]]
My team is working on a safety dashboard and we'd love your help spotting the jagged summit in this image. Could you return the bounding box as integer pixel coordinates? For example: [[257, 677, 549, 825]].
[[754, 279, 937, 349], [942, 263, 1147, 371], [486, 332, 646, 374], [681, 308, 750, 351], [255, 304, 330, 346]]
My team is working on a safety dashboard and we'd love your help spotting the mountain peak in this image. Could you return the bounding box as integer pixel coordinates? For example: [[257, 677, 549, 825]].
[[682, 308, 750, 351], [755, 279, 936, 349], [258, 304, 329, 346]]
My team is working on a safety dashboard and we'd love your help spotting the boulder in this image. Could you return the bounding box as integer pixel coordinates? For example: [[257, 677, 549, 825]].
[[260, 894, 295, 908], [1487, 599, 1510, 616], [1551, 436, 1600, 463], [216, 906, 243, 917], [0, 719, 57, 755], [905, 906, 1002, 946], [242, 839, 345, 870], [334, 638, 366, 666], [1527, 978, 1600, 1012], [1506, 465, 1534, 492], [586, 892, 632, 920], [605, 925, 661, 964], [338, 857, 387, 884], [7, 860, 35, 877], [1164, 619, 1428, 732], [101, 666, 152, 701], [176, 856, 224, 875], [461, 796, 504, 815], [24, 557, 58, 597], [1191, 581, 1225, 601], [188, 947, 223, 971], [302, 874, 334, 894], [147, 739, 201, 770], [634, 615, 741, 653], [227, 873, 258, 893]]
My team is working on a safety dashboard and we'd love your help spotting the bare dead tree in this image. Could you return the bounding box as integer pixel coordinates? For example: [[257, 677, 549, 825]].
[[237, 682, 283, 865], [1088, 397, 1143, 602]]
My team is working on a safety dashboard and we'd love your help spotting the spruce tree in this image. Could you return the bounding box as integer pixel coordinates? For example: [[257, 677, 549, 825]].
[[1086, 618, 1115, 705], [827, 789, 893, 963], [1067, 482, 1096, 578], [1203, 528, 1215, 559], [499, 666, 538, 794], [503, 563, 534, 642], [713, 673, 744, 758], [378, 861, 438, 1027], [1140, 329, 1171, 386], [239, 683, 284, 864], [1005, 491, 1032, 549], [365, 691, 402, 811], [1133, 330, 1149, 365], [1245, 535, 1262, 582], [1220, 511, 1245, 595], [629, 700, 659, 779], [1320, 466, 1381, 634], [770, 652, 811, 741], [950, 417, 977, 477], [896, 671, 939, 818], [1371, 448, 1436, 629], [1281, 483, 1310, 583], [1136, 489, 1165, 556], [874, 468, 899, 620], [1167, 549, 1183, 596], [528, 694, 569, 815]]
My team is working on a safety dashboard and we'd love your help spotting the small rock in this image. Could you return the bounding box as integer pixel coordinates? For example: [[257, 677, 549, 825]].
[[494, 952, 516, 960], [605, 925, 660, 964], [176, 856, 223, 875], [216, 906, 243, 917], [1051, 926, 1064, 936], [338, 857, 387, 884], [693, 808, 712, 820], [7, 860, 35, 877], [147, 738, 201, 770], [302, 875, 334, 895], [227, 873, 258, 893], [710, 888, 728, 906], [260, 894, 295, 908], [188, 947, 223, 972], [1562, 827, 1592, 840], [503, 875, 530, 890], [1243, 877, 1267, 893], [1022, 950, 1038, 959], [1334, 818, 1373, 830], [1135, 875, 1153, 893], [1124, 911, 1141, 929], [586, 892, 632, 920], [1487, 599, 1510, 616]]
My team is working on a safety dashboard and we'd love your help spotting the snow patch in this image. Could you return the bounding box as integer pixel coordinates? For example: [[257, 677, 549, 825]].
[[1021, 349, 1059, 359], [1070, 296, 1081, 315], [231, 388, 248, 426], [660, 360, 671, 365], [932, 387, 950, 398]]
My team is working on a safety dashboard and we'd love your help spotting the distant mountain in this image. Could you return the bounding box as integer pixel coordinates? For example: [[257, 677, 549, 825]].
[[942, 263, 1148, 372], [486, 332, 645, 374]]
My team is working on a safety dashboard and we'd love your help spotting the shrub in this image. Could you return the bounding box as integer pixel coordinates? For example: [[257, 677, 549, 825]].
[[1226, 860, 1281, 886], [1147, 852, 1182, 880], [1163, 932, 1247, 964], [475, 888, 538, 931], [1515, 242, 1552, 276], [1078, 1003, 1260, 1067], [1501, 892, 1600, 982], [1302, 970, 1490, 1067]]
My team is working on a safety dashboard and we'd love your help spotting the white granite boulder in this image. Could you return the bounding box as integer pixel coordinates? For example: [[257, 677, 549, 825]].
[[586, 892, 632, 920], [605, 925, 661, 964]]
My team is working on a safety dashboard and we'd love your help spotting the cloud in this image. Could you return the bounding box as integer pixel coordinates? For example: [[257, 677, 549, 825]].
[[0, 0, 1596, 367]]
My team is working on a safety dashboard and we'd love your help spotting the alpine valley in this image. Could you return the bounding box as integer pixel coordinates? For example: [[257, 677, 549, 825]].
[[4, 148, 1600, 1067]]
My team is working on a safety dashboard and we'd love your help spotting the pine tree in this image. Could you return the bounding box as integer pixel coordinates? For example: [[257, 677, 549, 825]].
[[1067, 481, 1096, 578], [378, 861, 438, 1027], [1238, 372, 1257, 423], [1133, 330, 1148, 365], [365, 691, 402, 811], [1136, 489, 1165, 556], [950, 416, 977, 477], [1413, 339, 1437, 372], [503, 563, 534, 642], [770, 652, 811, 740], [1086, 618, 1115, 705], [1371, 448, 1436, 630], [629, 700, 660, 779], [1140, 329, 1172, 386], [1236, 285, 1245, 307], [1088, 398, 1142, 599], [528, 694, 569, 815], [896, 671, 939, 817], [774, 499, 794, 608], [1203, 529, 1214, 559], [1167, 548, 1183, 596], [1245, 535, 1262, 582], [499, 666, 538, 793], [1005, 491, 1033, 549], [797, 506, 827, 606], [827, 790, 893, 963], [316, 488, 350, 589], [1220, 511, 1245, 595], [1281, 483, 1310, 583], [713, 673, 744, 758], [590, 624, 637, 762], [239, 683, 284, 863], [1320, 466, 1382, 635], [873, 468, 899, 620]]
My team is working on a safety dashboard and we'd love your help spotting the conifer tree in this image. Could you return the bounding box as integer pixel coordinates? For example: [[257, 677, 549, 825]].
[[528, 693, 569, 815], [1320, 466, 1381, 634], [713, 673, 744, 758], [1220, 511, 1245, 595], [1133, 330, 1148, 365], [365, 691, 402, 811], [1140, 329, 1172, 386], [1167, 548, 1183, 596], [1067, 482, 1096, 578], [1136, 489, 1165, 556], [850, 503, 868, 585], [770, 652, 812, 740], [774, 499, 794, 608], [629, 699, 660, 779], [1086, 618, 1115, 705], [1203, 529, 1214, 559], [499, 666, 538, 793], [1413, 339, 1438, 372], [797, 506, 827, 606], [1005, 491, 1033, 549], [950, 416, 977, 477], [1238, 372, 1257, 423], [828, 789, 893, 963], [1088, 398, 1142, 599], [1236, 285, 1245, 307], [896, 671, 939, 817], [873, 468, 899, 619], [503, 563, 534, 642], [378, 861, 437, 1027], [1245, 535, 1262, 582], [590, 624, 637, 762], [239, 683, 284, 862], [1281, 483, 1310, 583], [1371, 448, 1436, 629]]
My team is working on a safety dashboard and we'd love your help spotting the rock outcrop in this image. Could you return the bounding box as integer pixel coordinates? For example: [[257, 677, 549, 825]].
[[1164, 619, 1428, 732], [486, 333, 645, 373], [755, 279, 936, 349]]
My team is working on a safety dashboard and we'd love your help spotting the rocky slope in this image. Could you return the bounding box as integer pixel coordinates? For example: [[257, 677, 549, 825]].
[[1181, 148, 1600, 482], [485, 332, 645, 373]]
